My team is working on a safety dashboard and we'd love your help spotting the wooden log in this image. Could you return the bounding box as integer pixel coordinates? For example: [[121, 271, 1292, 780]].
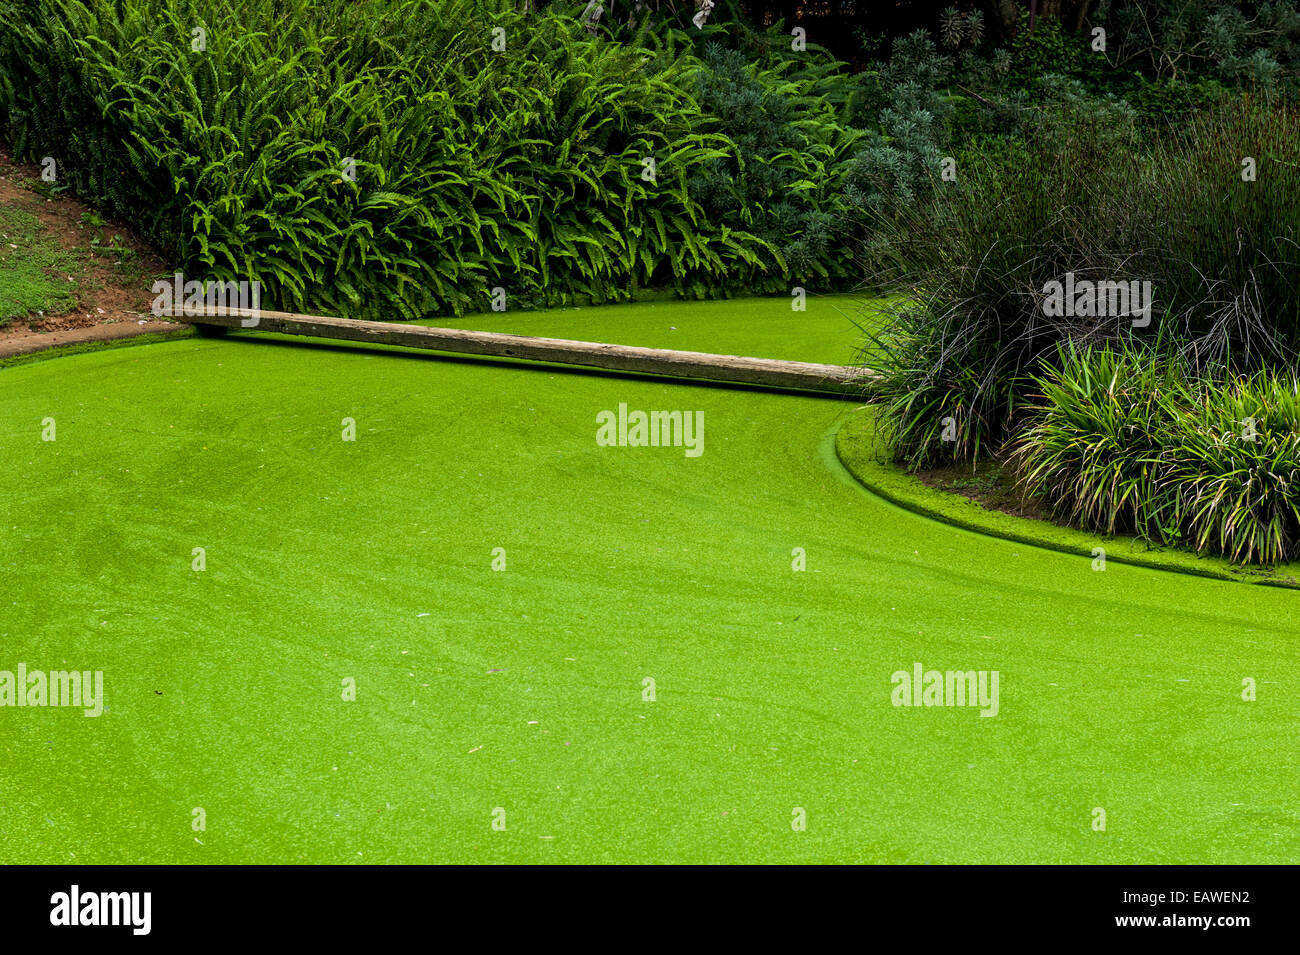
[[166, 306, 877, 395]]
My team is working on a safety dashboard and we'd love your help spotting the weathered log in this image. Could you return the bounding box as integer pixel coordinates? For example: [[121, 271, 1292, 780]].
[[167, 306, 877, 395]]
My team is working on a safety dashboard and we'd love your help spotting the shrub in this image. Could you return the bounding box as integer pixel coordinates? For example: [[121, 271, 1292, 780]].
[[865, 94, 1300, 468], [1013, 341, 1183, 539], [0, 0, 845, 318], [1006, 11, 1079, 86], [1162, 372, 1300, 563], [862, 92, 1142, 468], [1127, 76, 1228, 122], [1099, 0, 1300, 90], [1142, 98, 1300, 366], [689, 38, 867, 287], [1015, 342, 1300, 565], [846, 30, 953, 218]]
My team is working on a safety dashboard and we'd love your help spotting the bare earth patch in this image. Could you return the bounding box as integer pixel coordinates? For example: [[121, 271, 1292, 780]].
[[912, 459, 1052, 521], [0, 147, 184, 357]]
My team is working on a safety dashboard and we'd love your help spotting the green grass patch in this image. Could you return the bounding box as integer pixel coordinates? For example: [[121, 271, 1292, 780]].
[[836, 403, 1300, 587], [420, 291, 883, 367], [2, 297, 1297, 863], [0, 327, 194, 370], [0, 204, 78, 324]]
